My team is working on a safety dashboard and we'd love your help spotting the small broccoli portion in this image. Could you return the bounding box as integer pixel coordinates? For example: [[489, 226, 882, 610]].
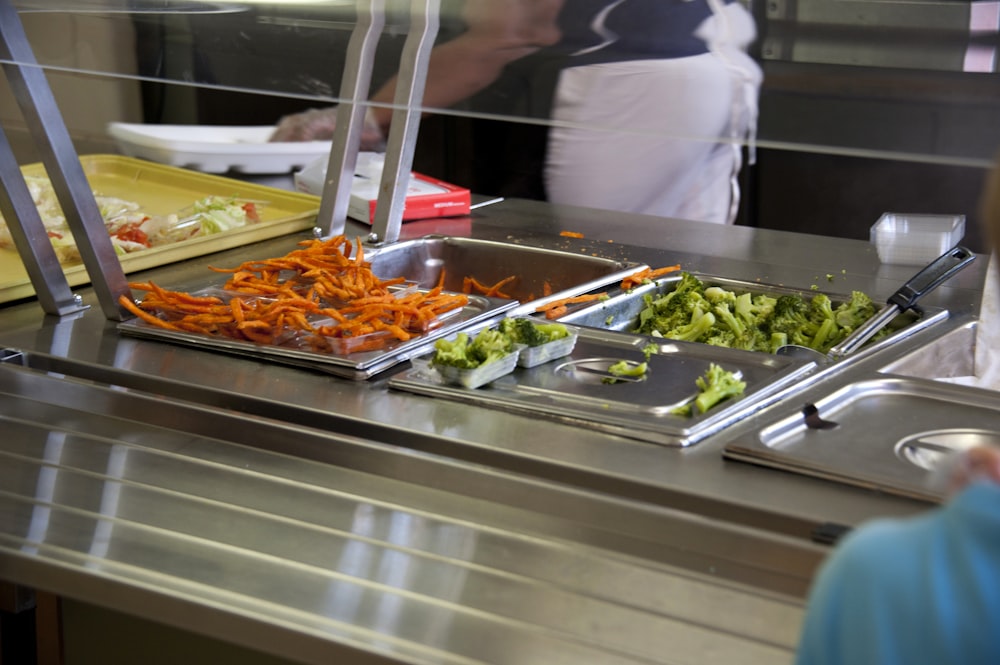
[[671, 363, 746, 416], [602, 360, 648, 384], [497, 317, 570, 347], [432, 328, 514, 369]]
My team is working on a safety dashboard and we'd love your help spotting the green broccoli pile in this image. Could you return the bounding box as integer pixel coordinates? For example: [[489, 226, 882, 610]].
[[672, 363, 747, 416], [634, 272, 876, 354]]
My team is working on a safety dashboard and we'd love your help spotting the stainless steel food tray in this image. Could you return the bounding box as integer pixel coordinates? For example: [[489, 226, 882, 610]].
[[390, 326, 815, 447], [558, 273, 948, 362], [724, 377, 1000, 502], [118, 291, 517, 380], [365, 235, 648, 317]]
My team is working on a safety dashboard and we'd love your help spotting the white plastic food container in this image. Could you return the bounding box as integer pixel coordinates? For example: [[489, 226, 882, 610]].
[[870, 213, 965, 266], [412, 352, 519, 389], [516, 331, 578, 368], [108, 123, 332, 174]]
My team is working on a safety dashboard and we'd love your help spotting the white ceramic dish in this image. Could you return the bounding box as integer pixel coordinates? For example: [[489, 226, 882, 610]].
[[107, 122, 332, 175]]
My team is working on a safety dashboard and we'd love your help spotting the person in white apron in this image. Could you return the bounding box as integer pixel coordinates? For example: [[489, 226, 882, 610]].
[[272, 0, 762, 224]]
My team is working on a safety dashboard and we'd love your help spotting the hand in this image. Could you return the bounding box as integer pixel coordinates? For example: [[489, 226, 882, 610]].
[[930, 445, 1000, 496], [952, 446, 1000, 491], [269, 107, 386, 151]]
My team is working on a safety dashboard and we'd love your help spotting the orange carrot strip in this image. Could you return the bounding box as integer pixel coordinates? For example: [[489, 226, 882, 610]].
[[545, 306, 568, 320]]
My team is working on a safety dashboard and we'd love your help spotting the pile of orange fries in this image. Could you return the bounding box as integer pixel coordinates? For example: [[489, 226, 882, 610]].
[[119, 235, 469, 354]]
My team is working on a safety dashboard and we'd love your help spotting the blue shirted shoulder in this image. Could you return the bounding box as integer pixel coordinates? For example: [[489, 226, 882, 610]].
[[795, 482, 1000, 665]]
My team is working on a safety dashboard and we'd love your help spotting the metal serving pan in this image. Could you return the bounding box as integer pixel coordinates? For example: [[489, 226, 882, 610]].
[[119, 289, 517, 381], [389, 325, 815, 447], [365, 235, 648, 316], [723, 376, 1000, 502], [556, 273, 949, 364]]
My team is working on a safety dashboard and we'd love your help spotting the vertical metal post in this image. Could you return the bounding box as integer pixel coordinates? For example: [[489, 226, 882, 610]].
[[316, 0, 386, 238], [369, 0, 440, 245], [0, 0, 130, 320]]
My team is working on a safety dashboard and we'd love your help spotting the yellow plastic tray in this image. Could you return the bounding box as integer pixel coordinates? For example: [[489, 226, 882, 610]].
[[1, 154, 321, 304]]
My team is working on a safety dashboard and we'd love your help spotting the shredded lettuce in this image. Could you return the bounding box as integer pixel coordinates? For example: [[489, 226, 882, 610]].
[[0, 181, 262, 265]]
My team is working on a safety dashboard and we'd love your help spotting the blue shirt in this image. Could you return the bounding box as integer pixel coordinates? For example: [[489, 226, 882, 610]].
[[795, 482, 1000, 665]]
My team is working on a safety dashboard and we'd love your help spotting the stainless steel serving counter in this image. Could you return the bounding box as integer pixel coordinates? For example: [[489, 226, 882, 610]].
[[0, 198, 990, 664]]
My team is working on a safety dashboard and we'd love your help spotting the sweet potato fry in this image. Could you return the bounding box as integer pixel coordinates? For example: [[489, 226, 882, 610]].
[[620, 264, 682, 290], [534, 292, 608, 319]]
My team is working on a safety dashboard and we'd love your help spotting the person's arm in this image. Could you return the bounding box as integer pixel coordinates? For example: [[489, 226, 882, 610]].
[[271, 0, 564, 141], [368, 0, 565, 130]]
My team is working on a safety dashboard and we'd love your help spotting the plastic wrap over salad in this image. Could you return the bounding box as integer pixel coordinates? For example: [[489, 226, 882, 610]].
[[0, 175, 262, 265]]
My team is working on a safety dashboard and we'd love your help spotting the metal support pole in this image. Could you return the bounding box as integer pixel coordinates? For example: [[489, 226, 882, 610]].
[[0, 0, 130, 320], [316, 0, 386, 238], [369, 0, 440, 245]]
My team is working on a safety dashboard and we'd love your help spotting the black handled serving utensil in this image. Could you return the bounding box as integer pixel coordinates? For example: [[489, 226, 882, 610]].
[[828, 245, 976, 358], [777, 245, 976, 363]]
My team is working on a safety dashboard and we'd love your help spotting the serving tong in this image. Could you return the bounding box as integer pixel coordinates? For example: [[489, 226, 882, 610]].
[[776, 245, 976, 363]]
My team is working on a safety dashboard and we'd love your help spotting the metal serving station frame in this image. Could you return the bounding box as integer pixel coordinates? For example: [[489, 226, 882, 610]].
[[0, 0, 437, 320], [1, 2, 997, 664]]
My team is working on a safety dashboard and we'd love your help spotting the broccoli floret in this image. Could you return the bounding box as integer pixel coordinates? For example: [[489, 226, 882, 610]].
[[498, 317, 571, 346], [469, 327, 515, 364], [432, 328, 513, 369], [703, 327, 737, 348], [635, 273, 709, 335], [713, 302, 746, 339], [602, 360, 648, 384], [703, 286, 736, 305], [773, 294, 811, 322], [809, 317, 839, 351], [535, 322, 571, 342], [661, 310, 717, 342], [809, 293, 835, 322], [741, 327, 774, 353], [769, 295, 811, 341], [498, 317, 543, 346], [432, 333, 476, 369], [672, 363, 746, 416], [834, 290, 876, 331], [804, 293, 845, 351], [769, 331, 789, 353], [735, 292, 777, 328]]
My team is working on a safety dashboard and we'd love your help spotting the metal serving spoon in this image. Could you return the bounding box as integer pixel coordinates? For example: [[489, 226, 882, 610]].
[[776, 245, 977, 364]]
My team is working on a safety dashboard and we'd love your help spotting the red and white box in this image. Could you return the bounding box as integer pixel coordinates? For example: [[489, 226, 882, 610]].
[[294, 152, 471, 224]]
